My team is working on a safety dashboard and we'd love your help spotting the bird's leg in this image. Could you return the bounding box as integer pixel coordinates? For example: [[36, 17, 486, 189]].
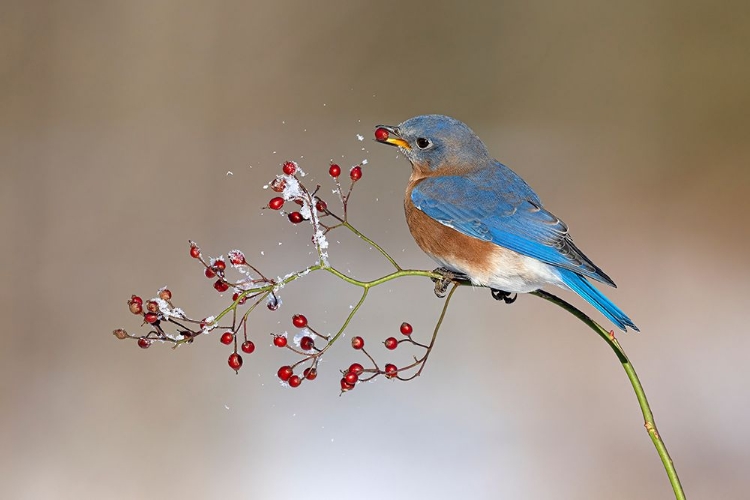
[[431, 267, 469, 298], [491, 288, 518, 304]]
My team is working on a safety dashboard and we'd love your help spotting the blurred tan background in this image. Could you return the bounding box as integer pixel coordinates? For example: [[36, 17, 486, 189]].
[[2, 1, 749, 499]]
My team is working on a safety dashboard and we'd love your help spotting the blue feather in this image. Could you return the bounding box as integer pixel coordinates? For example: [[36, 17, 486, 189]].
[[558, 269, 639, 331]]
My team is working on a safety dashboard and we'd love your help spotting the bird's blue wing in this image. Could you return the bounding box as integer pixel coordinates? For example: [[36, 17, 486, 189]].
[[411, 166, 615, 286]]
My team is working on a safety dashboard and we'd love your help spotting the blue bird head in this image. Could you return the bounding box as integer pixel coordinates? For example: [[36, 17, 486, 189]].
[[375, 115, 490, 174]]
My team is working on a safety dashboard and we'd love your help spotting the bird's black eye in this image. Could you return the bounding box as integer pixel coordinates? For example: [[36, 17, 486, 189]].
[[416, 137, 431, 149]]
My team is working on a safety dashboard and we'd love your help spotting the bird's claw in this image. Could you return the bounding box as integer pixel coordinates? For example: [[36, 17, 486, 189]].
[[491, 289, 517, 304], [431, 267, 467, 298]]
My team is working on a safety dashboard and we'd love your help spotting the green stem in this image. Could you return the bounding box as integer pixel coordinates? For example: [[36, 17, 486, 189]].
[[530, 290, 686, 500]]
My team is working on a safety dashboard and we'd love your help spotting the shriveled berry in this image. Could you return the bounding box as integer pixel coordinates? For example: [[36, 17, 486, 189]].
[[384, 337, 398, 350], [228, 353, 243, 372], [384, 364, 398, 378], [288, 211, 303, 224], [213, 259, 226, 271], [270, 178, 286, 192], [400, 322, 413, 335], [146, 300, 159, 313], [282, 161, 297, 175], [277, 365, 293, 381], [303, 367, 317, 380], [292, 314, 308, 328], [268, 197, 285, 210], [220, 331, 234, 345], [189, 244, 201, 258], [329, 164, 341, 177], [214, 280, 229, 293], [129, 301, 143, 315], [138, 337, 151, 349], [205, 267, 216, 278], [130, 295, 143, 306], [288, 375, 302, 388], [228, 250, 246, 265], [315, 199, 327, 212], [344, 371, 358, 385], [348, 363, 364, 375], [340, 378, 355, 392], [241, 340, 255, 354], [273, 335, 288, 348], [300, 336, 314, 351], [375, 127, 389, 142], [351, 336, 364, 350], [144, 312, 159, 324], [112, 328, 129, 340], [159, 288, 172, 301], [350, 166, 362, 181]]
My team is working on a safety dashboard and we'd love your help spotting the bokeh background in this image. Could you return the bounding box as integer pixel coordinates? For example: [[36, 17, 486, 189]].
[[2, 1, 749, 499]]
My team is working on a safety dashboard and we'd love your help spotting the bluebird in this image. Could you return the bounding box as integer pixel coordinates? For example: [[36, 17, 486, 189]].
[[374, 114, 638, 331]]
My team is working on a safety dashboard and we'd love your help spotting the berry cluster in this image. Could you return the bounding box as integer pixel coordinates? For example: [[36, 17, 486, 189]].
[[114, 155, 455, 393]]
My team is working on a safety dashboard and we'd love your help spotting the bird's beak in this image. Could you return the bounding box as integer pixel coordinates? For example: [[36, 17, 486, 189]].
[[374, 125, 411, 149]]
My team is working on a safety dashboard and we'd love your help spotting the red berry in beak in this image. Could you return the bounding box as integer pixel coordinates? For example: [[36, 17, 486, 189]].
[[375, 127, 389, 142]]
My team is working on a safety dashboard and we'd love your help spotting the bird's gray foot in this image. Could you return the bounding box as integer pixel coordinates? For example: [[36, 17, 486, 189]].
[[431, 267, 468, 298], [491, 288, 517, 304]]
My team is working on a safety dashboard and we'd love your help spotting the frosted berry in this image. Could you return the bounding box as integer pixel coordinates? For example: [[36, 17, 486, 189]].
[[267, 296, 280, 311], [350, 166, 362, 181], [277, 365, 293, 381], [268, 197, 285, 210], [399, 322, 413, 335], [384, 364, 398, 378], [270, 178, 286, 192], [213, 259, 226, 271], [292, 314, 308, 328], [375, 127, 389, 142], [329, 164, 341, 177], [159, 288, 172, 301], [384, 337, 398, 350], [288, 375, 302, 388], [282, 161, 297, 175], [190, 244, 201, 258], [288, 211, 303, 224], [144, 312, 159, 324], [348, 363, 364, 375], [228, 250, 246, 265], [205, 267, 216, 278], [300, 336, 314, 351], [220, 331, 234, 345], [137, 337, 151, 349], [340, 378, 355, 392], [214, 280, 229, 293], [344, 371, 358, 385], [315, 199, 327, 212], [146, 300, 159, 313], [241, 341, 255, 354], [303, 367, 317, 380], [273, 335, 288, 348], [351, 336, 364, 350], [228, 353, 243, 372]]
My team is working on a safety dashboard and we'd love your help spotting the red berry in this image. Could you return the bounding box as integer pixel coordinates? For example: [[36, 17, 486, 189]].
[[351, 336, 364, 349], [340, 377, 355, 392], [350, 166, 362, 181], [146, 300, 159, 313], [277, 365, 293, 381], [303, 367, 317, 380], [189, 244, 201, 258], [267, 296, 279, 311], [273, 335, 288, 348], [300, 336, 314, 351], [228, 353, 243, 372], [292, 314, 308, 328], [344, 371, 358, 385], [130, 295, 143, 305], [399, 322, 413, 335], [282, 161, 297, 175], [144, 312, 159, 324], [241, 340, 255, 353], [288, 211, 303, 224], [329, 164, 341, 177], [232, 292, 247, 305], [129, 301, 143, 315], [137, 337, 151, 349], [315, 199, 327, 212], [375, 127, 389, 142], [384, 364, 398, 378], [270, 178, 286, 192], [213, 259, 226, 271], [205, 267, 216, 278], [384, 337, 398, 350], [220, 331, 234, 345], [348, 363, 364, 375], [228, 250, 246, 265], [288, 375, 302, 388], [159, 288, 172, 301], [214, 280, 229, 293], [268, 197, 285, 210]]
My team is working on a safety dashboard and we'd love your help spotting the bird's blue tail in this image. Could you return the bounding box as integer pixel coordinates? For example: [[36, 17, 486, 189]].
[[558, 270, 639, 332]]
